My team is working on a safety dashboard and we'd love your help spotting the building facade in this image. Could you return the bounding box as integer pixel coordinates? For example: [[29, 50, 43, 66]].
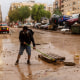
[[9, 0, 54, 22], [10, 0, 48, 11], [48, 4, 53, 15], [0, 5, 2, 22], [61, 0, 80, 15], [53, 0, 80, 16], [53, 0, 61, 10], [9, 0, 54, 17]]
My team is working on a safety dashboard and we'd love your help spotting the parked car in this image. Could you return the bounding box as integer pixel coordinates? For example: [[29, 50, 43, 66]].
[[18, 23, 23, 28], [58, 15, 70, 26], [34, 23, 41, 28], [0, 23, 9, 33], [41, 17, 49, 24], [18, 22, 23, 28], [40, 23, 50, 29], [24, 23, 34, 27]]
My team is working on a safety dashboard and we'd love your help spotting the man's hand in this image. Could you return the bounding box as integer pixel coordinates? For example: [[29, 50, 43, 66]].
[[33, 47, 36, 49], [23, 42, 27, 45]]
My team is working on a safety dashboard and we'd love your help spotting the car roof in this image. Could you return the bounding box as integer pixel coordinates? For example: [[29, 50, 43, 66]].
[[67, 18, 78, 21], [0, 23, 7, 24]]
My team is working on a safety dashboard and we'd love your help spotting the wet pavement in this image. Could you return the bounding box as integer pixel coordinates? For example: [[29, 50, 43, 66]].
[[0, 28, 80, 80]]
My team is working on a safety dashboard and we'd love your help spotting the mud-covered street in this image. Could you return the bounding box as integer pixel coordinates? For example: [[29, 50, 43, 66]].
[[0, 28, 80, 80]]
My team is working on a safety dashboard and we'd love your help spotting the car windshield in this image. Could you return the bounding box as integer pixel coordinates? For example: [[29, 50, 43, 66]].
[[72, 15, 79, 19], [0, 24, 7, 26]]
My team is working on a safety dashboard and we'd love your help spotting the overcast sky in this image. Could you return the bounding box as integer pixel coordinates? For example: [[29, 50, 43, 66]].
[[0, 0, 54, 21]]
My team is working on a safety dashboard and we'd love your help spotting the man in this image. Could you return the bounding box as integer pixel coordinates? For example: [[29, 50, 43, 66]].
[[15, 26, 36, 65]]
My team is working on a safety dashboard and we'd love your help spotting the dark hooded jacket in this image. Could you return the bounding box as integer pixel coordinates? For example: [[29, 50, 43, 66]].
[[19, 30, 35, 47]]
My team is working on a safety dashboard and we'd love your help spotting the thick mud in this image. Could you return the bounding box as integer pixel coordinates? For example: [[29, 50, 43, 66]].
[[0, 28, 80, 80]]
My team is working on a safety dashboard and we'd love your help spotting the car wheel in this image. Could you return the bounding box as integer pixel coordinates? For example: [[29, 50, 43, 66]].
[[7, 31, 9, 33]]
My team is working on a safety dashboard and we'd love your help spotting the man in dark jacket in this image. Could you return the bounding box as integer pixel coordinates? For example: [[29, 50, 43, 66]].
[[15, 26, 36, 65]]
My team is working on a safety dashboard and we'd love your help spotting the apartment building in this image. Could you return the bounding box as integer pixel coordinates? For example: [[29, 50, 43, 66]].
[[61, 0, 80, 15], [53, 0, 61, 10], [10, 0, 48, 11], [9, 0, 52, 22], [0, 5, 2, 22], [48, 4, 53, 15], [53, 0, 80, 15]]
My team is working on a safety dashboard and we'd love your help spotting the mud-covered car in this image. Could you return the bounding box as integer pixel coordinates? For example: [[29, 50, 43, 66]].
[[24, 23, 34, 27], [0, 23, 9, 33], [40, 23, 49, 29], [64, 14, 79, 29], [58, 15, 70, 26], [34, 23, 41, 28]]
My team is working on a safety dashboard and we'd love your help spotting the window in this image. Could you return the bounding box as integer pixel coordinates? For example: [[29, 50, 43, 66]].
[[55, 1, 58, 5], [73, 2, 76, 5]]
